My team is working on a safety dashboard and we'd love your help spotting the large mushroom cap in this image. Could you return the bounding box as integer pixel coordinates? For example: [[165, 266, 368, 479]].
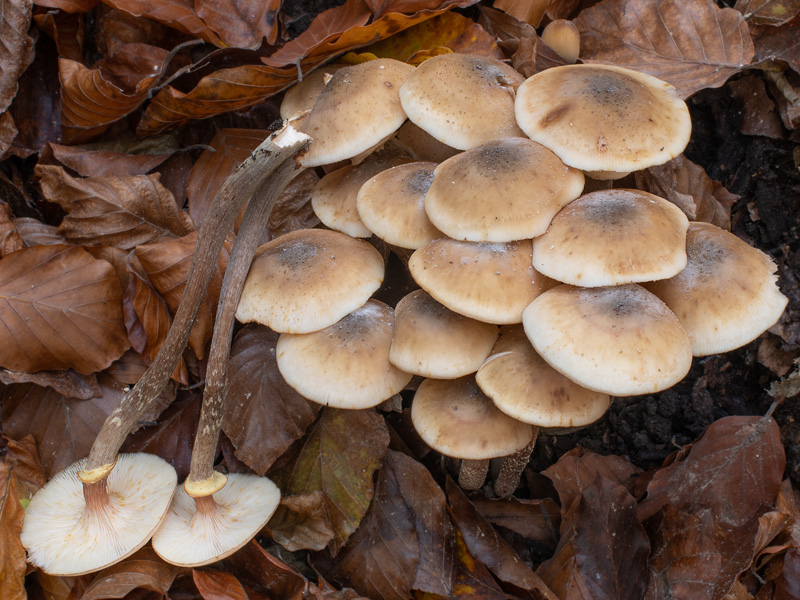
[[21, 453, 177, 576], [276, 300, 412, 408], [476, 325, 610, 427], [523, 284, 692, 396], [515, 64, 691, 175], [236, 229, 384, 334], [532, 189, 689, 287], [424, 138, 585, 242], [399, 53, 526, 150], [152, 474, 280, 567], [411, 376, 533, 459], [300, 58, 415, 167], [645, 222, 788, 356]]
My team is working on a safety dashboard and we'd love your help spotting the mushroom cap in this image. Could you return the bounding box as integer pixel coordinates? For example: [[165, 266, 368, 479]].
[[300, 58, 415, 167], [236, 229, 384, 334], [476, 325, 610, 427], [425, 138, 585, 242], [21, 453, 177, 576], [532, 189, 689, 287], [411, 376, 533, 459], [644, 222, 789, 356], [276, 300, 412, 408], [408, 237, 554, 324], [151, 474, 280, 567], [312, 154, 410, 238], [399, 53, 526, 150], [280, 64, 345, 122], [394, 121, 461, 163], [541, 20, 581, 64], [515, 64, 691, 174], [390, 289, 499, 378], [523, 284, 692, 396], [356, 161, 442, 249]]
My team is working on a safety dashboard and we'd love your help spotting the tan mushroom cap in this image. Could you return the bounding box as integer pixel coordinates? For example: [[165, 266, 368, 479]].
[[312, 153, 410, 238], [644, 222, 788, 356], [523, 284, 692, 396], [411, 376, 533, 459], [390, 289, 499, 378], [532, 189, 689, 287], [300, 58, 415, 167], [21, 453, 177, 576], [236, 229, 384, 334], [399, 53, 526, 150], [356, 161, 442, 249], [408, 237, 554, 324], [152, 474, 280, 567], [394, 121, 461, 163], [425, 138, 585, 242], [476, 325, 610, 427], [515, 64, 691, 175], [276, 300, 412, 408], [541, 20, 581, 64], [280, 63, 345, 122]]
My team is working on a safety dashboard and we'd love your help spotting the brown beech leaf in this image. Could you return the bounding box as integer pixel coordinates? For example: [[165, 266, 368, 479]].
[[37, 165, 194, 249], [575, 0, 755, 98], [4, 435, 48, 492], [735, 0, 800, 26], [33, 10, 84, 62], [33, 0, 98, 13], [271, 408, 390, 555], [103, 0, 223, 46], [537, 477, 650, 600], [492, 0, 549, 26], [134, 231, 227, 359], [447, 478, 558, 598], [774, 548, 800, 597], [223, 540, 306, 599], [323, 449, 455, 599], [47, 143, 174, 178], [644, 505, 722, 600], [81, 547, 180, 600], [267, 168, 321, 238], [0, 201, 24, 257], [0, 0, 34, 114], [470, 494, 562, 546], [123, 253, 188, 384], [270, 490, 338, 552], [60, 43, 169, 143], [0, 111, 18, 160], [0, 245, 129, 374], [0, 368, 100, 399], [0, 463, 26, 600], [196, 0, 281, 48], [192, 568, 248, 600], [223, 325, 320, 475], [12, 217, 65, 246], [635, 156, 737, 230], [751, 17, 800, 74]]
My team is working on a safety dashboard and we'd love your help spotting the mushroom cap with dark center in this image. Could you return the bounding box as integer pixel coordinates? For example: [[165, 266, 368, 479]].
[[515, 64, 691, 175], [644, 222, 788, 356], [523, 283, 692, 396]]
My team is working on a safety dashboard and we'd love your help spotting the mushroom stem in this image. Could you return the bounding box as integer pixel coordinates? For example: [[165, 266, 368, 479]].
[[186, 152, 304, 490], [458, 459, 489, 491], [79, 125, 310, 480], [493, 429, 539, 498]]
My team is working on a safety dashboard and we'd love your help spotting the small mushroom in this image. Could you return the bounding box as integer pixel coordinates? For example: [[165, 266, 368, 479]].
[[541, 20, 581, 64]]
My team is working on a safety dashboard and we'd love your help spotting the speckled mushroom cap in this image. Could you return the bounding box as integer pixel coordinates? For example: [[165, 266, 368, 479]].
[[532, 189, 689, 287], [425, 138, 585, 242], [644, 222, 788, 356], [21, 453, 177, 576], [299, 58, 415, 167], [399, 53, 526, 150], [152, 474, 280, 567], [236, 229, 384, 334], [476, 325, 610, 427], [276, 300, 412, 408], [394, 121, 461, 163], [408, 238, 554, 324], [515, 64, 691, 176], [356, 161, 442, 249], [390, 290, 499, 378], [280, 63, 345, 122], [523, 284, 692, 396], [411, 376, 533, 459], [312, 153, 410, 238]]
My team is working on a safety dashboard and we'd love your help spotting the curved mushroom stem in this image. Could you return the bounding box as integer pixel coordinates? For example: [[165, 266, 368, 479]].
[[79, 125, 310, 482], [493, 428, 539, 498], [458, 459, 489, 491], [186, 153, 305, 492]]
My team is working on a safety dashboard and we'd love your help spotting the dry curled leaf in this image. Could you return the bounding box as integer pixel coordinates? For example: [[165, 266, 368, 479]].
[[80, 547, 180, 600], [46, 142, 174, 178], [196, 0, 281, 48], [101, 0, 223, 45], [223, 540, 306, 600], [0, 0, 34, 114], [492, 0, 549, 26], [34, 10, 84, 62], [0, 244, 129, 374], [0, 368, 100, 400], [0, 463, 27, 600], [270, 490, 338, 552], [192, 568, 248, 600], [735, 0, 800, 27], [575, 0, 755, 98], [0, 201, 24, 257], [3, 435, 48, 492]]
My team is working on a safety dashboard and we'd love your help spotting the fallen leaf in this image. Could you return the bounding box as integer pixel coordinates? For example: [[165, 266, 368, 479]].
[[37, 165, 194, 249], [0, 244, 129, 374], [223, 540, 306, 599], [773, 548, 800, 597], [751, 16, 800, 74], [469, 494, 561, 546], [3, 435, 48, 491], [0, 368, 100, 400], [0, 0, 34, 114], [196, 0, 281, 48], [492, 0, 549, 26], [46, 143, 174, 178], [192, 567, 248, 600], [0, 112, 17, 161], [267, 168, 321, 238], [270, 408, 390, 555], [0, 201, 24, 257], [269, 490, 338, 551], [12, 217, 65, 246], [575, 0, 755, 98], [447, 527, 512, 599], [33, 0, 98, 12], [33, 10, 84, 62], [0, 463, 26, 600], [80, 547, 180, 600], [728, 75, 786, 139], [223, 325, 320, 476], [735, 0, 800, 26], [102, 0, 223, 46]]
